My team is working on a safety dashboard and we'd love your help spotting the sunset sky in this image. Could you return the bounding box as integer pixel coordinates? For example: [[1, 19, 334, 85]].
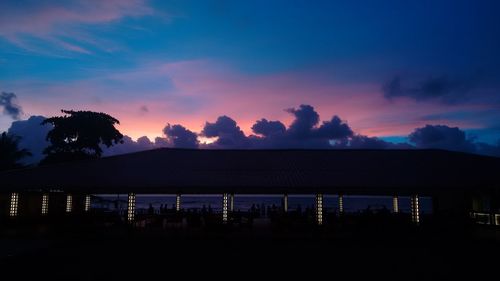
[[1, 0, 500, 146]]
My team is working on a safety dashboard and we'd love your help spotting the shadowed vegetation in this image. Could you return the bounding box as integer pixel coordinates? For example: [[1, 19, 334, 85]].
[[41, 110, 123, 165], [0, 132, 31, 171]]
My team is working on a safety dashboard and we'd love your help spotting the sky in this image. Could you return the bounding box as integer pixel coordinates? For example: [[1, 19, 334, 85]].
[[1, 0, 500, 160]]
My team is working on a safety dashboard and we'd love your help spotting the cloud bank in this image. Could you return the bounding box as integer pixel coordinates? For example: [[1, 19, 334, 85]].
[[382, 73, 498, 105], [7, 115, 52, 164], [3, 104, 500, 166], [163, 124, 198, 149], [0, 92, 23, 120]]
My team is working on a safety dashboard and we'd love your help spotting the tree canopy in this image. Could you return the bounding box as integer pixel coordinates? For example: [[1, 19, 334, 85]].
[[41, 110, 123, 164], [0, 132, 32, 171]]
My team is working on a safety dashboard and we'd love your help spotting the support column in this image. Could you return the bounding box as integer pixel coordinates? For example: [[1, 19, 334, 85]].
[[283, 194, 288, 213], [315, 193, 323, 225], [84, 195, 91, 212], [338, 194, 344, 215], [127, 193, 136, 222], [9, 192, 19, 217], [230, 193, 234, 212], [494, 214, 500, 226], [392, 195, 399, 214], [175, 194, 181, 212], [222, 193, 229, 223], [41, 193, 49, 215], [65, 194, 73, 213], [411, 195, 420, 224]]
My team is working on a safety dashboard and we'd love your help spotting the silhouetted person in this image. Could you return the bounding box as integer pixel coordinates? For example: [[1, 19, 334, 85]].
[[148, 203, 154, 215], [379, 206, 390, 216], [363, 206, 372, 215], [305, 206, 311, 217]]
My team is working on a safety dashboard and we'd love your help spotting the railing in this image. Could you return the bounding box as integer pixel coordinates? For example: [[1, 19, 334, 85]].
[[470, 212, 500, 226]]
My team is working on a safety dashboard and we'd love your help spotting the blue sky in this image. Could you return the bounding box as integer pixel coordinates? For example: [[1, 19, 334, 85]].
[[1, 0, 500, 146]]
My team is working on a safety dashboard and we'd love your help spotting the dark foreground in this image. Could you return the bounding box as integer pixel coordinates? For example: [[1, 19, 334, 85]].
[[1, 216, 499, 280]]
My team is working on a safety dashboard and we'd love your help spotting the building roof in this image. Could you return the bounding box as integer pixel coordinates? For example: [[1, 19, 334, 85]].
[[1, 149, 499, 195]]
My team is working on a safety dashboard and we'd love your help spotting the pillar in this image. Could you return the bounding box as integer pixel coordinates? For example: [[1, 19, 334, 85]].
[[9, 192, 19, 217], [393, 195, 399, 214], [283, 194, 288, 213], [494, 214, 500, 226], [41, 193, 49, 215], [230, 193, 234, 212], [222, 193, 229, 223], [175, 194, 181, 211], [411, 195, 420, 224], [127, 193, 136, 222], [316, 193, 323, 225], [65, 194, 73, 213], [338, 194, 344, 214], [84, 195, 91, 212]]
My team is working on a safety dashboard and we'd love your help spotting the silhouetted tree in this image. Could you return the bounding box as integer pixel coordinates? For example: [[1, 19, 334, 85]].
[[0, 132, 31, 171], [41, 110, 123, 164]]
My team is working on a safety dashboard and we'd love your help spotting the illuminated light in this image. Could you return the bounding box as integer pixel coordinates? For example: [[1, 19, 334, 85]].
[[338, 194, 344, 214], [230, 194, 234, 212], [9, 192, 19, 217], [41, 194, 49, 215], [176, 194, 181, 211], [127, 193, 136, 222], [283, 194, 288, 213], [411, 195, 420, 224], [222, 193, 229, 223], [471, 212, 495, 225], [478, 212, 488, 223], [393, 196, 399, 213], [84, 195, 91, 212], [316, 193, 323, 225], [65, 194, 73, 213]]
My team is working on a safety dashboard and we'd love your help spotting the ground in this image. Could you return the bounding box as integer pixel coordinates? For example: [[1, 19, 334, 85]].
[[0, 215, 499, 280]]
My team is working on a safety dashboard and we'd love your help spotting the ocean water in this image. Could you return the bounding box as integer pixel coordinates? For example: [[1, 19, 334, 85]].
[[92, 194, 432, 214]]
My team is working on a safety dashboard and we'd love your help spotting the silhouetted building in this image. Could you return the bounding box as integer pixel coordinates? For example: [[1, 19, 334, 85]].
[[0, 149, 499, 224]]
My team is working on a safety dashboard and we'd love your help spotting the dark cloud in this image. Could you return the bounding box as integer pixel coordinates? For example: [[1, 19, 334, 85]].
[[7, 116, 52, 164], [163, 124, 199, 148], [139, 105, 149, 114], [314, 116, 353, 139], [154, 137, 170, 147], [476, 140, 500, 157], [136, 136, 154, 148], [198, 105, 355, 149], [285, 104, 319, 138], [251, 119, 286, 137], [0, 92, 23, 119], [102, 135, 168, 156], [333, 135, 411, 149], [383, 76, 476, 104], [408, 124, 476, 153], [201, 116, 249, 148], [383, 76, 403, 99]]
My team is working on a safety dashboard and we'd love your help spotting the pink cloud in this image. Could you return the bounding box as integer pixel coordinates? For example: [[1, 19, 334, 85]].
[[3, 59, 493, 141], [0, 0, 155, 54]]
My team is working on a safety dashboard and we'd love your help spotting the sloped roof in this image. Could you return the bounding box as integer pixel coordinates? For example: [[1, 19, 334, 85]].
[[1, 149, 499, 195]]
